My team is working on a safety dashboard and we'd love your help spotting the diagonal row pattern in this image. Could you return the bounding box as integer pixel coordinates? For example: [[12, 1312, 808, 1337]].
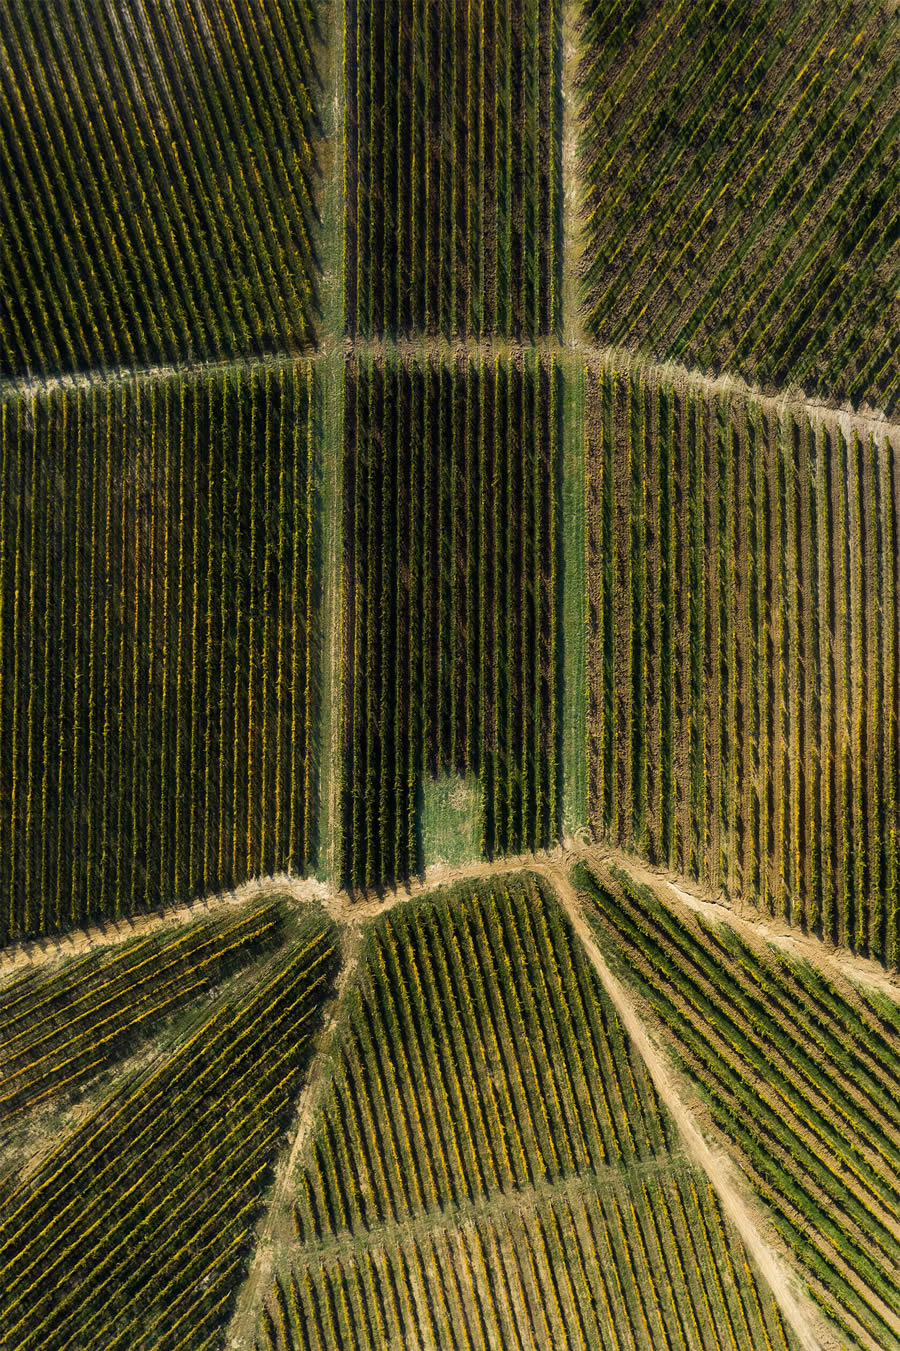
[[579, 0, 900, 415], [0, 0, 320, 378]]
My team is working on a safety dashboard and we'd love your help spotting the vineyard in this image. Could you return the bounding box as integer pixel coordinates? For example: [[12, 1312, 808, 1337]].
[[255, 876, 798, 1350], [585, 356, 900, 961], [578, 0, 900, 415], [0, 900, 284, 1123], [260, 1178, 796, 1351], [575, 859, 900, 1350], [0, 361, 318, 945], [3, 0, 900, 1346], [0, 0, 321, 378], [340, 352, 561, 889], [343, 0, 562, 338], [0, 913, 338, 1351]]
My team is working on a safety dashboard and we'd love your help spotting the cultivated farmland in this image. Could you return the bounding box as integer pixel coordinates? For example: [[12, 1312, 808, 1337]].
[[344, 0, 562, 338], [256, 876, 798, 1351], [576, 858, 900, 1350], [585, 356, 900, 961], [0, 0, 321, 378], [0, 362, 318, 945], [0, 900, 285, 1123], [0, 911, 338, 1351], [2, 0, 900, 1346], [579, 0, 900, 414], [340, 352, 561, 889]]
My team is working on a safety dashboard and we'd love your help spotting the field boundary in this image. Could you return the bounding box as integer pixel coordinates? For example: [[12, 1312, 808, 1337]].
[[548, 866, 835, 1351]]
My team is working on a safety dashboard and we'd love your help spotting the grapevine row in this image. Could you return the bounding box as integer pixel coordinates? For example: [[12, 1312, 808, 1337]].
[[0, 0, 320, 378], [578, 0, 900, 413], [262, 1170, 796, 1350], [344, 0, 561, 339], [293, 875, 668, 1239], [0, 899, 285, 1119], [576, 859, 900, 1350], [0, 916, 338, 1351]]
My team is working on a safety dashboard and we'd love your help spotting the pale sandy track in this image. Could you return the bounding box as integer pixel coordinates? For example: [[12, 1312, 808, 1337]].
[[9, 839, 900, 1007], [6, 342, 899, 448], [7, 841, 900, 1351], [224, 932, 362, 1351], [546, 864, 836, 1351]]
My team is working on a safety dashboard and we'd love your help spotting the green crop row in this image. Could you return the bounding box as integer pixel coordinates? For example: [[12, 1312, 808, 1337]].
[[578, 0, 900, 414], [0, 0, 320, 378], [339, 352, 560, 891], [0, 900, 284, 1121], [0, 361, 319, 945], [259, 1170, 797, 1351], [293, 875, 669, 1241], [344, 0, 561, 340]]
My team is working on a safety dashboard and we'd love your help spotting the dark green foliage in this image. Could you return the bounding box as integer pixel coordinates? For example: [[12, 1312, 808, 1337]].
[[340, 353, 560, 890], [0, 0, 321, 378], [579, 0, 900, 413], [344, 0, 562, 339], [0, 916, 338, 1351], [0, 362, 318, 944]]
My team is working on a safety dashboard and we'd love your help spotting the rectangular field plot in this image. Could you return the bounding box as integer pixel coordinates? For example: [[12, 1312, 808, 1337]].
[[262, 1175, 797, 1351], [340, 352, 561, 890], [0, 0, 321, 378], [578, 0, 900, 415], [585, 358, 900, 961], [344, 0, 562, 339], [0, 361, 320, 944]]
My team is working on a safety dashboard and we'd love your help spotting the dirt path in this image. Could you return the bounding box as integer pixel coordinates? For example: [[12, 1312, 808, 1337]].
[[0, 873, 335, 978], [10, 839, 900, 1006], [7, 338, 900, 451], [9, 839, 898, 1347], [545, 864, 835, 1351], [224, 930, 362, 1351]]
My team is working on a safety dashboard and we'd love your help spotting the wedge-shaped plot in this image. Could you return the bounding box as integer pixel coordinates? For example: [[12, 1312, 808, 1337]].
[[577, 858, 900, 1351], [0, 912, 338, 1351]]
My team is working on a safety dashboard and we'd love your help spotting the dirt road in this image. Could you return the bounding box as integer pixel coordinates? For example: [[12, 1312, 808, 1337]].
[[546, 864, 834, 1351]]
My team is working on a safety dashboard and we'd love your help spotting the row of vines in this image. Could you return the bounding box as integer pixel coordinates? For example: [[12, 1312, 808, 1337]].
[[577, 860, 900, 1351], [0, 917, 338, 1351], [0, 0, 320, 379], [344, 0, 561, 339], [578, 0, 900, 413], [0, 361, 318, 944], [585, 359, 900, 961], [261, 875, 796, 1351], [340, 352, 560, 890]]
